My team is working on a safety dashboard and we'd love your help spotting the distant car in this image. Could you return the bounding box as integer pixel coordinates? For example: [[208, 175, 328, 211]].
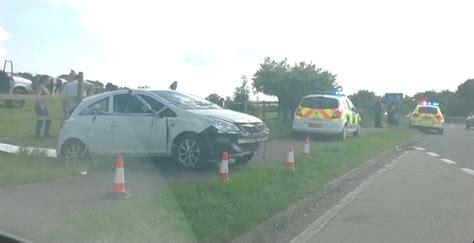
[[409, 102, 444, 134], [58, 90, 270, 168], [466, 111, 474, 129], [292, 93, 361, 140], [0, 72, 33, 108]]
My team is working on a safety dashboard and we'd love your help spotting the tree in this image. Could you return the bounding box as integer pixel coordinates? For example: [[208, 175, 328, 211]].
[[447, 79, 474, 116], [105, 82, 119, 91], [206, 93, 223, 105], [233, 76, 250, 102], [348, 90, 378, 111], [253, 57, 339, 125]]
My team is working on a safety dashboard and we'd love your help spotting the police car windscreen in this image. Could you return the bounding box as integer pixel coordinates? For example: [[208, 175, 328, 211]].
[[418, 106, 438, 114], [301, 97, 339, 109]]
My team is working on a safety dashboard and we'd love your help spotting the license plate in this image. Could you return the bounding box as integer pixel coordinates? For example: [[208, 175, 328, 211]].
[[308, 123, 324, 128]]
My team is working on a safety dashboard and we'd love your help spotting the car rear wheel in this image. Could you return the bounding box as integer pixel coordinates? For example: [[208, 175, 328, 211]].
[[174, 134, 207, 169], [353, 124, 361, 137], [467, 124, 470, 130], [236, 153, 254, 164], [61, 140, 87, 163], [438, 128, 444, 134], [339, 124, 348, 141]]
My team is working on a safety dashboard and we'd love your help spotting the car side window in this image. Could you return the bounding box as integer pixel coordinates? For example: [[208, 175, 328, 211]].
[[113, 94, 152, 114], [347, 99, 355, 111], [138, 94, 165, 112], [80, 97, 109, 115], [343, 99, 350, 111]]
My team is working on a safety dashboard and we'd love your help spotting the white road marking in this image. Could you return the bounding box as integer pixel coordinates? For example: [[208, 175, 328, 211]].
[[426, 152, 440, 157], [441, 158, 457, 165], [403, 151, 409, 154], [290, 154, 406, 243], [460, 168, 474, 176], [413, 146, 426, 151]]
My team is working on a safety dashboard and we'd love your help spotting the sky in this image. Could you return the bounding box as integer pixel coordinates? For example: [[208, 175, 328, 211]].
[[0, 0, 473, 100]]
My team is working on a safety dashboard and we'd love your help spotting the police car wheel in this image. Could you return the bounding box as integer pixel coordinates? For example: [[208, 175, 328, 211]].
[[467, 124, 470, 130], [236, 153, 254, 164], [438, 128, 444, 135], [339, 124, 348, 141], [353, 125, 361, 137]]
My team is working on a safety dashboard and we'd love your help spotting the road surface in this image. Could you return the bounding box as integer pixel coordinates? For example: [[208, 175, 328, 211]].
[[292, 124, 474, 243]]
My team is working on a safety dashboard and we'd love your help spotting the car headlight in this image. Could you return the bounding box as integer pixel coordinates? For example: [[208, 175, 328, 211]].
[[207, 117, 240, 134]]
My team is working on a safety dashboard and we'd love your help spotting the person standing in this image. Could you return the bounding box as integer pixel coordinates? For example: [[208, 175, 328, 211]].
[[61, 71, 94, 118], [34, 76, 52, 139], [373, 97, 384, 128]]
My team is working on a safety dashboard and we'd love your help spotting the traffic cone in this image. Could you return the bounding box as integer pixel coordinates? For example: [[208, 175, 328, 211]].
[[107, 155, 132, 199], [219, 152, 230, 181], [303, 137, 311, 156], [286, 145, 295, 169]]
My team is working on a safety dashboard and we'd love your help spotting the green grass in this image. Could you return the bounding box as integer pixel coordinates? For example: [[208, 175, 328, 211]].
[[170, 126, 419, 242], [0, 152, 115, 189], [44, 126, 418, 242], [46, 193, 197, 242], [0, 98, 64, 148]]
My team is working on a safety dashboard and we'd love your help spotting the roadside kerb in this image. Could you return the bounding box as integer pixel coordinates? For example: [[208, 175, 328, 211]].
[[232, 134, 424, 243]]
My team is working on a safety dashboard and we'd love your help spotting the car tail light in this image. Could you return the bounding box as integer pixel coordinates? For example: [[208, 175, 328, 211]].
[[332, 109, 342, 119], [295, 108, 303, 117], [435, 114, 444, 121]]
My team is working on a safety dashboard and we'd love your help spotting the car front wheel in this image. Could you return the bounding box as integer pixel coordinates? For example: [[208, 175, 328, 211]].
[[174, 134, 207, 169], [61, 140, 87, 163]]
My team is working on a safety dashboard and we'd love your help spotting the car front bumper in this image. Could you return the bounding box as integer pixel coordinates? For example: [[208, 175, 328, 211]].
[[200, 127, 269, 161]]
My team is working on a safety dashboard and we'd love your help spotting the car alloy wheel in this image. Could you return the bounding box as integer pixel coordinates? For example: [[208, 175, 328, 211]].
[[177, 138, 201, 168], [62, 140, 87, 163]]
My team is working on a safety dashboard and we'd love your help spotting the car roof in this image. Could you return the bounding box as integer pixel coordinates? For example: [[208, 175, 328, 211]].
[[301, 94, 345, 100]]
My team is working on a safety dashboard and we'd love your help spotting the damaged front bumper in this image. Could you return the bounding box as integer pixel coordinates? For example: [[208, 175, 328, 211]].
[[200, 127, 269, 161]]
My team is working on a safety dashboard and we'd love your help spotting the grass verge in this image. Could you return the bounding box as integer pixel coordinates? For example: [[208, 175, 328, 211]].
[[46, 193, 197, 242], [48, 126, 418, 242], [171, 126, 419, 242]]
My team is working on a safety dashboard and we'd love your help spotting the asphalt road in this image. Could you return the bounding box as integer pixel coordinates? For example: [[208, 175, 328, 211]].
[[292, 124, 474, 243]]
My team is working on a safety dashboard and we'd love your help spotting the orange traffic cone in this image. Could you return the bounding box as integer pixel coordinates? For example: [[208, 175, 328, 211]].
[[219, 152, 230, 181], [303, 137, 311, 156], [286, 145, 295, 169], [107, 155, 132, 199]]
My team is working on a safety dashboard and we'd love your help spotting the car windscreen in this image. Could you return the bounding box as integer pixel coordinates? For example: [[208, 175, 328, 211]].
[[153, 91, 221, 110], [418, 106, 438, 114], [300, 97, 339, 109]]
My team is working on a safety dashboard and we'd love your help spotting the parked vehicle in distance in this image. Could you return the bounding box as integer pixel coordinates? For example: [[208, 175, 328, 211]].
[[466, 111, 474, 129], [0, 60, 33, 108], [58, 89, 270, 168], [292, 92, 361, 141]]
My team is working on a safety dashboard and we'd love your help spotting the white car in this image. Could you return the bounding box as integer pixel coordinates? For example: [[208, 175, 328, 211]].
[[292, 93, 361, 140], [58, 90, 269, 168]]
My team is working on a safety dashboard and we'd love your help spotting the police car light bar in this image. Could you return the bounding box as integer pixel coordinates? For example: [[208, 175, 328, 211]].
[[419, 100, 439, 106]]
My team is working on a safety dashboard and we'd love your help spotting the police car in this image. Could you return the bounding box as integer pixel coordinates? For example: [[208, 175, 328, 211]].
[[409, 101, 444, 134], [292, 92, 361, 140]]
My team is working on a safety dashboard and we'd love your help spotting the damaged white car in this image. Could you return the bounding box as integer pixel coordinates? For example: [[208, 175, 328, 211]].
[[58, 90, 269, 168]]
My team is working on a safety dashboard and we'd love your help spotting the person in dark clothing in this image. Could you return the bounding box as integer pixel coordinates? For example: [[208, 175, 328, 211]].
[[34, 76, 52, 139], [169, 81, 178, 91], [373, 97, 384, 128]]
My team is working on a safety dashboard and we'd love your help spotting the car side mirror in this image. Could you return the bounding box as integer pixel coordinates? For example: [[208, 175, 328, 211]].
[[159, 108, 177, 118]]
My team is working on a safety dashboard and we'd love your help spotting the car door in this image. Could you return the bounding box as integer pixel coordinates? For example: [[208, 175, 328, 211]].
[[78, 96, 116, 154], [111, 93, 156, 154], [137, 94, 169, 154]]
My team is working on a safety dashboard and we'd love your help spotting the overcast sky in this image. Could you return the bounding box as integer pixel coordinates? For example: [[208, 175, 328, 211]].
[[0, 0, 473, 99]]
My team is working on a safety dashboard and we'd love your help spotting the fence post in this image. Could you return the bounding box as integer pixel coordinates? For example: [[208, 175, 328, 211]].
[[262, 101, 266, 121], [244, 100, 248, 113]]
